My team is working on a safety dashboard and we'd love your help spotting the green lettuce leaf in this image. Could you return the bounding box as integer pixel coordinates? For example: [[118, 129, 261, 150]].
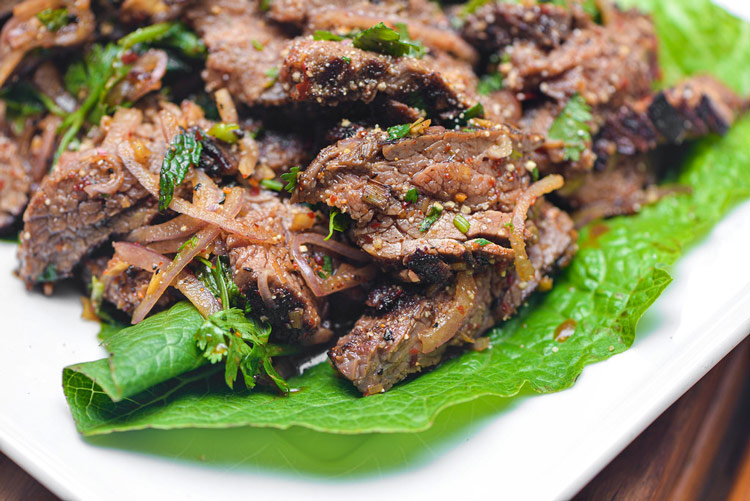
[[63, 0, 750, 436]]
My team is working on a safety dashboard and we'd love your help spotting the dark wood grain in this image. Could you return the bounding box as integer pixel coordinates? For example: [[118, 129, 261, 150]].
[[0, 453, 58, 501], [575, 336, 750, 500]]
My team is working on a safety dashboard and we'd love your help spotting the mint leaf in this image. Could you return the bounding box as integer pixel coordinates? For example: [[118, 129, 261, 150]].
[[159, 129, 203, 210], [547, 94, 592, 161]]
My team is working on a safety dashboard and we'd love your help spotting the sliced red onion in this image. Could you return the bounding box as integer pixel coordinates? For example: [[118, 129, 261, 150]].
[[112, 242, 221, 319], [510, 174, 564, 282], [131, 188, 244, 323]]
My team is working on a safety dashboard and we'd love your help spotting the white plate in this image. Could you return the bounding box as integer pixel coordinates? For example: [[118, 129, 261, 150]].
[[2, 2, 749, 499]]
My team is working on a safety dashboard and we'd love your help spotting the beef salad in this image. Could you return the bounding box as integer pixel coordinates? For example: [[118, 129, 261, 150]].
[[0, 0, 748, 434]]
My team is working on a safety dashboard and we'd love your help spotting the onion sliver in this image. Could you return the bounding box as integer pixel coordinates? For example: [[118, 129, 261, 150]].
[[510, 174, 564, 282], [419, 271, 477, 353], [129, 215, 206, 243], [131, 188, 244, 323], [112, 242, 221, 319], [290, 234, 373, 297]]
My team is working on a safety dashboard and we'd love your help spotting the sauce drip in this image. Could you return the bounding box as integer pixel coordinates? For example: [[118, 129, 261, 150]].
[[554, 319, 577, 342]]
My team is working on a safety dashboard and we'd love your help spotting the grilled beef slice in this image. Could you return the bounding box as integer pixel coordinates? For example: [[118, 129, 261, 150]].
[[17, 109, 159, 286], [294, 125, 543, 282], [330, 202, 576, 395], [461, 2, 584, 53], [186, 0, 290, 108], [0, 132, 29, 230], [279, 39, 483, 122], [229, 196, 341, 345]]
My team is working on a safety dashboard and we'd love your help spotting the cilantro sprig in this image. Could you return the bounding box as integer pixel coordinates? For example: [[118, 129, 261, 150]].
[[280, 166, 301, 193], [325, 207, 350, 241], [195, 257, 290, 392], [547, 94, 592, 161]]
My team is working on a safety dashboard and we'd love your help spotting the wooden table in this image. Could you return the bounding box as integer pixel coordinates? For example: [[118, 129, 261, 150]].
[[2, 337, 749, 501]]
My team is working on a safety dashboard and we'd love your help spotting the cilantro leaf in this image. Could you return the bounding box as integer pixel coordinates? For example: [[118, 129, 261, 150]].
[[325, 208, 350, 241], [159, 129, 203, 211], [455, 103, 485, 127], [405, 188, 419, 203], [419, 203, 443, 232], [196, 309, 289, 392], [547, 94, 592, 162], [280, 166, 301, 192], [36, 8, 70, 32], [352, 22, 425, 58]]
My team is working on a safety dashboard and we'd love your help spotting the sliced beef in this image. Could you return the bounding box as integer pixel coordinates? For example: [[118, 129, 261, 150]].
[[280, 39, 480, 122], [84, 256, 176, 315], [304, 2, 478, 63], [257, 129, 314, 175], [17, 108, 159, 286], [185, 0, 290, 108], [228, 196, 336, 345], [294, 125, 543, 281], [0, 132, 29, 230], [330, 202, 576, 394], [647, 75, 745, 144], [502, 7, 659, 107], [462, 2, 582, 53]]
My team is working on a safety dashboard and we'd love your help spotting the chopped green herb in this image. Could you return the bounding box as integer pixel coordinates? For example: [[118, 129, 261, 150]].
[[548, 93, 592, 162], [37, 264, 58, 283], [56, 43, 129, 163], [387, 122, 411, 140], [280, 166, 301, 193], [394, 22, 427, 58], [264, 66, 280, 87], [322, 255, 334, 277], [477, 72, 503, 95], [325, 208, 349, 241], [531, 166, 540, 181], [405, 188, 419, 203], [474, 238, 491, 246], [207, 123, 240, 143], [177, 234, 200, 252], [455, 103, 485, 127], [252, 39, 264, 51], [453, 214, 471, 234], [36, 8, 70, 32], [419, 203, 443, 232], [196, 256, 247, 312], [352, 22, 425, 58], [159, 129, 203, 211], [260, 179, 283, 191], [260, 0, 272, 11], [119, 22, 173, 50], [504, 221, 515, 232], [313, 30, 345, 41], [342, 56, 351, 64]]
